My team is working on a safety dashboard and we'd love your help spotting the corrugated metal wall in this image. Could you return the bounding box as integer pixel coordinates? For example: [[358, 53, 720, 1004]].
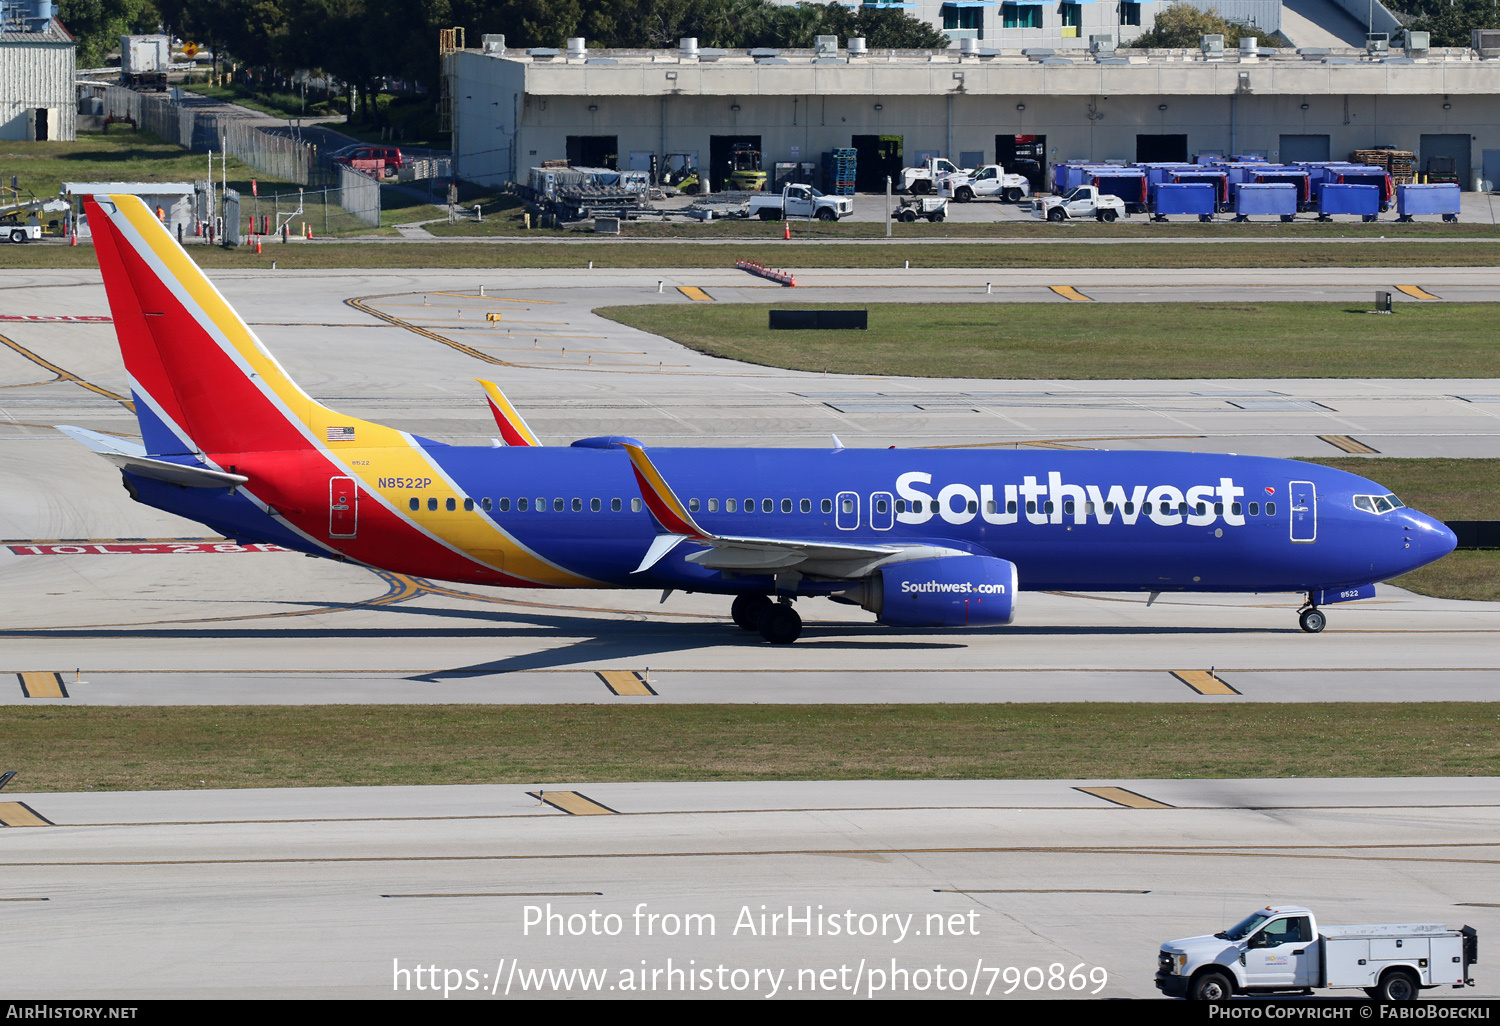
[[0, 40, 75, 140]]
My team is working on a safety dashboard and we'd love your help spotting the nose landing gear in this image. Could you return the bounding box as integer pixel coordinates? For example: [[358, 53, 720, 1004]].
[[1298, 599, 1326, 634]]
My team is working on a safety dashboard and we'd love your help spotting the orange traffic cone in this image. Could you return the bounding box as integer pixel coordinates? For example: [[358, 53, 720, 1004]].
[[70, 231, 77, 246], [254, 237, 262, 254], [304, 222, 311, 239], [783, 220, 790, 240]]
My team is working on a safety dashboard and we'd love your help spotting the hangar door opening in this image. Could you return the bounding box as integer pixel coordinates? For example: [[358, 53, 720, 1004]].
[[1136, 135, 1187, 163], [565, 136, 618, 169], [1280, 134, 1330, 163], [851, 135, 902, 191], [709, 135, 762, 191], [1420, 134, 1470, 190], [996, 134, 1046, 193]]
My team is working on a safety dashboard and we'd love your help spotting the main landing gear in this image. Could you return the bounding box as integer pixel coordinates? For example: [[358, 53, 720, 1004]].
[[731, 593, 802, 645], [1298, 595, 1327, 634]]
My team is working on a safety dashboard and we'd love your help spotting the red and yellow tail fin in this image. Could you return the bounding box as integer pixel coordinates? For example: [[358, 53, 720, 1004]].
[[476, 379, 542, 447], [620, 443, 711, 540]]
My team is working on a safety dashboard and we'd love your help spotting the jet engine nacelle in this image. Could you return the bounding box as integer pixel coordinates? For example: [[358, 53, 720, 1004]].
[[845, 555, 1018, 628]]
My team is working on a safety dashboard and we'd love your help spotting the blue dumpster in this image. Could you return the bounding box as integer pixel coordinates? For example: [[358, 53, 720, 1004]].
[[1318, 183, 1381, 221], [1253, 170, 1312, 209], [1172, 171, 1230, 209], [1233, 183, 1297, 222], [1090, 171, 1149, 212], [1396, 183, 1460, 222], [1151, 183, 1217, 221]]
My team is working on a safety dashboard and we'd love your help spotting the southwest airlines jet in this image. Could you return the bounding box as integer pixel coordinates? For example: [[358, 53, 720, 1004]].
[[62, 195, 1457, 644]]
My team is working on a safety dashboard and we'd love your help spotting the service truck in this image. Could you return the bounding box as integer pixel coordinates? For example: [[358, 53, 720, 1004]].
[[900, 157, 971, 195], [120, 34, 171, 92], [948, 165, 1032, 203], [1031, 185, 1127, 222], [1156, 905, 1478, 1001], [745, 184, 853, 221]]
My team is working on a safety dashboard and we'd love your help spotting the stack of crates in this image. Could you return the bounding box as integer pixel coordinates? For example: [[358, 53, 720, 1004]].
[[822, 148, 857, 195], [1352, 149, 1416, 186]]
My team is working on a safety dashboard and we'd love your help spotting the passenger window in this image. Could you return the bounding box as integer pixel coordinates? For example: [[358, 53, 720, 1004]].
[[446, 497, 456, 512], [1124, 502, 1134, 515], [464, 498, 474, 511], [802, 498, 812, 513], [571, 498, 581, 512], [428, 497, 438, 511], [841, 498, 854, 514], [1196, 503, 1206, 516], [744, 498, 754, 512], [591, 498, 601, 512], [1007, 501, 1017, 515], [1085, 502, 1095, 515], [823, 499, 834, 513], [1178, 502, 1189, 516], [1248, 501, 1258, 516], [409, 497, 419, 511], [726, 498, 737, 512], [689, 498, 700, 512], [631, 498, 643, 512], [1063, 500, 1075, 515], [763, 499, 773, 513], [1266, 502, 1277, 516], [708, 498, 718, 512], [497, 498, 508, 512], [554, 498, 564, 512], [967, 500, 978, 514], [482, 497, 492, 511], [1231, 502, 1241, 516], [518, 498, 529, 511], [1028, 501, 1037, 514], [986, 500, 996, 514], [611, 498, 621, 512], [1143, 502, 1152, 515], [781, 499, 792, 513], [873, 499, 886, 514], [536, 497, 545, 510], [1103, 502, 1114, 515], [1214, 503, 1223, 515]]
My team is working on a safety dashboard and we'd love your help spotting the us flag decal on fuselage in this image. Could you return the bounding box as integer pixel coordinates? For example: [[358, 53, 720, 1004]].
[[327, 426, 356, 441]]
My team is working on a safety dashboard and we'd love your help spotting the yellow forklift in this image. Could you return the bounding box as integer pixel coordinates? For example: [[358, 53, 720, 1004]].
[[727, 143, 767, 191]]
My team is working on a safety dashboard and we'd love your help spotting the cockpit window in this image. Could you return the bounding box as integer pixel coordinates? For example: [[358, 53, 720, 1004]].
[[1354, 494, 1403, 515]]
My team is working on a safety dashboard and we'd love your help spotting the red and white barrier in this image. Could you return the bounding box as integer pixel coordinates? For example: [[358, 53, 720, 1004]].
[[735, 259, 797, 287]]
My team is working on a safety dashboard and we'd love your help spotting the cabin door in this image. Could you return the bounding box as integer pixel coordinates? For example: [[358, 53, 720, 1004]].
[[329, 476, 358, 538], [1289, 480, 1316, 543]]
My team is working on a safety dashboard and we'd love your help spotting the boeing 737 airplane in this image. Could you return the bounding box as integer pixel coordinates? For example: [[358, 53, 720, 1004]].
[[62, 194, 1457, 643]]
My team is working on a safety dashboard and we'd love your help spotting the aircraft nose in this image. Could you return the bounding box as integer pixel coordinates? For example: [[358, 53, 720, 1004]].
[[1401, 511, 1457, 570]]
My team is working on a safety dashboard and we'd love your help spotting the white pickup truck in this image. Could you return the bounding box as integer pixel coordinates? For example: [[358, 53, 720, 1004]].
[[1032, 185, 1127, 223], [0, 214, 42, 243], [948, 165, 1032, 204], [1156, 905, 1478, 1001], [900, 157, 971, 195], [745, 184, 853, 221]]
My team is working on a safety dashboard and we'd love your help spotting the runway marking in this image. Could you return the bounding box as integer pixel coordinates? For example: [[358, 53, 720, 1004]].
[[17, 840, 1500, 869], [16, 672, 67, 698], [1074, 787, 1175, 809], [346, 295, 513, 367], [923, 435, 1203, 450], [677, 286, 714, 302], [1049, 286, 1092, 302], [0, 802, 53, 827], [526, 791, 619, 816], [0, 897, 49, 901], [1396, 285, 1441, 301], [425, 291, 560, 304], [596, 670, 657, 696], [1172, 670, 1240, 696], [1022, 440, 1093, 450], [382, 891, 603, 898], [935, 888, 1151, 894], [0, 330, 135, 411], [1456, 902, 1500, 908], [7, 541, 289, 555], [1319, 434, 1380, 454]]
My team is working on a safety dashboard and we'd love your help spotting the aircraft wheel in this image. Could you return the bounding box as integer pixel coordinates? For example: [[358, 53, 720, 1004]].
[[732, 593, 773, 631], [1299, 608, 1326, 634], [758, 603, 802, 645]]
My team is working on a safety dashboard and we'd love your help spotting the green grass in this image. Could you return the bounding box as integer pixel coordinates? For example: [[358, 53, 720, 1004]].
[[1388, 551, 1500, 603], [5, 239, 1500, 271], [178, 81, 327, 121], [596, 301, 1500, 379], [3, 704, 1496, 792]]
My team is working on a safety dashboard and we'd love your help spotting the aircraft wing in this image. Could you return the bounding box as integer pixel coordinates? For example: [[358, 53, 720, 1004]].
[[620, 442, 955, 578], [56, 425, 248, 488]]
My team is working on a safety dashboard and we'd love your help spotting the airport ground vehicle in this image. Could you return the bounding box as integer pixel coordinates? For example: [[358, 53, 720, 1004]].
[[119, 34, 169, 91], [900, 157, 970, 195], [746, 184, 852, 221], [727, 143, 766, 191], [66, 194, 1458, 645], [1424, 155, 1460, 186], [330, 145, 404, 175], [1032, 186, 1127, 222], [0, 214, 41, 243], [893, 195, 948, 222], [660, 152, 700, 194], [1156, 905, 1478, 1001], [949, 165, 1031, 203]]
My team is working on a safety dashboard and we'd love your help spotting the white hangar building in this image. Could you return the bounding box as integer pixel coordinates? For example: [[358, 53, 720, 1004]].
[[0, 0, 75, 141], [451, 35, 1500, 193]]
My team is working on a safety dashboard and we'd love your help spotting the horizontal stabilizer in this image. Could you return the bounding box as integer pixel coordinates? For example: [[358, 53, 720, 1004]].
[[56, 424, 248, 488]]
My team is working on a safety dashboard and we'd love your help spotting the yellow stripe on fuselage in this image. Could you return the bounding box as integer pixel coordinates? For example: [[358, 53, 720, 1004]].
[[111, 196, 596, 587]]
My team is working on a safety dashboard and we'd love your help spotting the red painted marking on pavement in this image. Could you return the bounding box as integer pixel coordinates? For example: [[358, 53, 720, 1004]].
[[8, 542, 291, 555]]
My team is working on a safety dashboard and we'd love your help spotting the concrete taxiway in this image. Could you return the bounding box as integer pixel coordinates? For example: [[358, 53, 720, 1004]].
[[1, 778, 1496, 998]]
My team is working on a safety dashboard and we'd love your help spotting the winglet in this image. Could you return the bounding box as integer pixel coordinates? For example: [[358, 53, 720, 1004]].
[[620, 443, 711, 540], [476, 379, 541, 447]]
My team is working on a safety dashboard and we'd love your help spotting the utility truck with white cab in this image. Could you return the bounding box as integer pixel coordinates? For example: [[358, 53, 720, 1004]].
[[900, 157, 971, 195], [1156, 905, 1478, 1000], [949, 165, 1032, 203], [745, 184, 852, 221], [1032, 186, 1126, 222]]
